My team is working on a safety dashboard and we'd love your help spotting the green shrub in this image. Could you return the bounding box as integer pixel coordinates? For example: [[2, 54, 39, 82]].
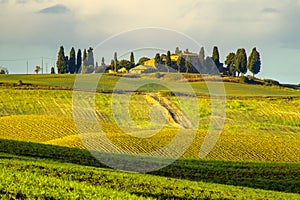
[[263, 79, 280, 86], [17, 80, 23, 86], [239, 76, 250, 83]]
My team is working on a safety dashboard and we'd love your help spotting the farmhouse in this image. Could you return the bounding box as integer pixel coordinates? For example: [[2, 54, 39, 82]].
[[129, 65, 158, 74], [129, 48, 200, 74]]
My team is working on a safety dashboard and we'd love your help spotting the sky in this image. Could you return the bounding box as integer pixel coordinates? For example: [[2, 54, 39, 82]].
[[0, 0, 299, 83]]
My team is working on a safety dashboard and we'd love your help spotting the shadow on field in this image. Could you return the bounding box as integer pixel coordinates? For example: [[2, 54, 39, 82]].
[[0, 138, 299, 194]]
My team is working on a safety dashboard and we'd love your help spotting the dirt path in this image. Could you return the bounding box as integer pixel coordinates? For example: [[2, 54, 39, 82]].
[[145, 93, 194, 129]]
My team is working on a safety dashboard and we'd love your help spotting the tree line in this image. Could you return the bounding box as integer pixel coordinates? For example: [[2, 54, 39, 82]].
[[55, 45, 261, 77], [170, 46, 261, 77]]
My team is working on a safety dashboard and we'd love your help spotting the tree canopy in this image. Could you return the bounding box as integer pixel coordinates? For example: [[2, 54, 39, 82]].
[[76, 49, 82, 73], [176, 56, 185, 73], [154, 53, 161, 67], [165, 51, 171, 72], [130, 52, 135, 68], [53, 45, 262, 78], [225, 52, 236, 76], [247, 48, 261, 77], [234, 48, 247, 76], [212, 46, 220, 71], [56, 46, 67, 74], [137, 57, 150, 66], [69, 47, 76, 74]]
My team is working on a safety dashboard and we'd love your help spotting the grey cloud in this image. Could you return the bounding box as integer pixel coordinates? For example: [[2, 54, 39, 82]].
[[262, 8, 280, 13], [0, 0, 8, 4], [39, 4, 70, 14], [16, 0, 45, 4]]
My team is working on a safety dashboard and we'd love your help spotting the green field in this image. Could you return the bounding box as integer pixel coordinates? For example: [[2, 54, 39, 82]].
[[0, 74, 299, 96], [0, 74, 299, 199]]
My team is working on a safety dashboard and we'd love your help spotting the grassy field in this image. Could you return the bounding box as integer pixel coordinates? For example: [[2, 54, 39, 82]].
[[0, 87, 299, 162], [0, 141, 299, 199], [1, 73, 299, 96], [0, 74, 299, 199]]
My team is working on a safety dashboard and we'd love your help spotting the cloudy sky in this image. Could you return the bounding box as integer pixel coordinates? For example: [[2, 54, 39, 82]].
[[0, 0, 299, 83]]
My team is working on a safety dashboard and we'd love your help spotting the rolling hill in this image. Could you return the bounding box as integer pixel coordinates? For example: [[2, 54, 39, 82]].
[[0, 74, 299, 199]]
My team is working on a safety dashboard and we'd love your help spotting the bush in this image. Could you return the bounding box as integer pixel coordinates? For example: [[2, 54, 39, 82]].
[[239, 76, 250, 83], [17, 80, 23, 86], [263, 79, 280, 86], [159, 90, 176, 97]]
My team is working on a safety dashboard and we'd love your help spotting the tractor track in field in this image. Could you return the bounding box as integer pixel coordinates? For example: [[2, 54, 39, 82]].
[[145, 93, 194, 129]]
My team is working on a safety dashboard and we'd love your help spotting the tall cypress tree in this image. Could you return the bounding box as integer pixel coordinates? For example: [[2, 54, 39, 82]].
[[113, 52, 118, 72], [225, 52, 236, 76], [247, 48, 261, 78], [130, 52, 135, 68], [76, 49, 82, 73], [212, 46, 220, 72], [176, 56, 185, 73], [83, 49, 87, 67], [69, 47, 76, 74], [165, 51, 171, 72], [154, 53, 161, 67], [65, 56, 69, 73], [56, 46, 66, 74], [234, 48, 247, 76], [110, 59, 114, 70], [101, 57, 105, 67]]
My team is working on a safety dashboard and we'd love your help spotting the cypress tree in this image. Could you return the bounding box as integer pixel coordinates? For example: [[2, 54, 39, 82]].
[[225, 52, 236, 76], [56, 46, 66, 74], [76, 49, 82, 73], [234, 48, 247, 76], [165, 51, 171, 72], [65, 56, 69, 73], [247, 47, 261, 78], [110, 59, 114, 70], [212, 46, 220, 71], [154, 53, 161, 67], [130, 52, 135, 68], [50, 67, 55, 74], [176, 56, 185, 73], [69, 47, 76, 74], [83, 49, 87, 67], [113, 52, 118, 72], [101, 57, 105, 67]]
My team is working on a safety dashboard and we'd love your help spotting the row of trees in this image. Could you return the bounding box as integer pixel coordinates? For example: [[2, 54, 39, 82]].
[[55, 45, 261, 77], [213, 46, 261, 77], [56, 46, 84, 74], [56, 46, 102, 74], [135, 46, 261, 77], [56, 46, 137, 74], [223, 47, 261, 77]]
